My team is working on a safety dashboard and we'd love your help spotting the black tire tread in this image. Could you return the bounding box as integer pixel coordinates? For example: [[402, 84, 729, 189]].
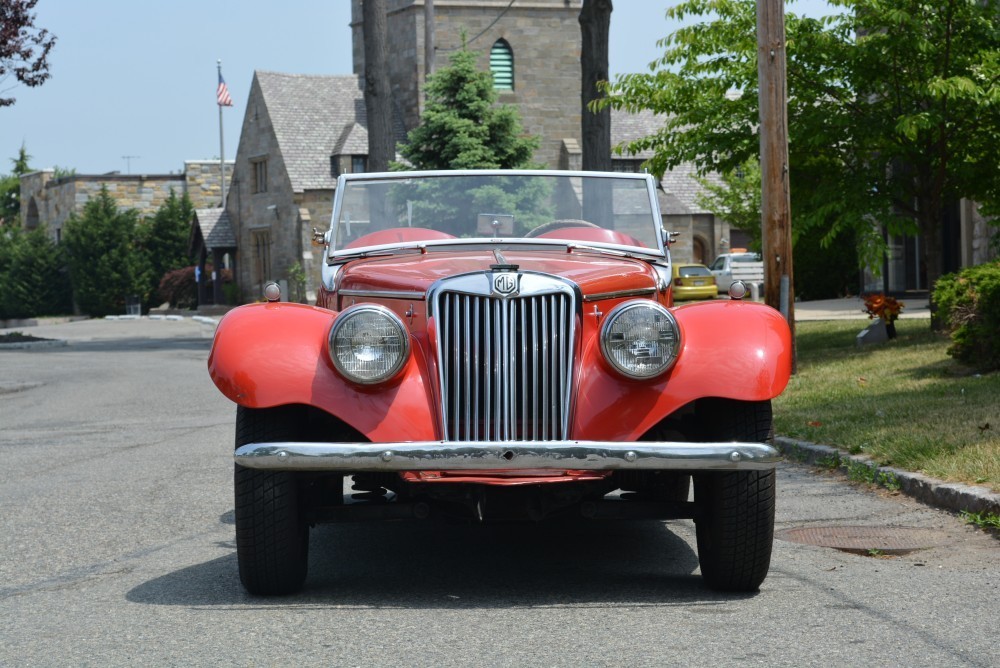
[[234, 406, 308, 596], [694, 400, 776, 592]]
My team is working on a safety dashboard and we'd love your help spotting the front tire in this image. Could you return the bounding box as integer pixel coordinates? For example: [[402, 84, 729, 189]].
[[693, 400, 776, 592], [234, 406, 309, 596]]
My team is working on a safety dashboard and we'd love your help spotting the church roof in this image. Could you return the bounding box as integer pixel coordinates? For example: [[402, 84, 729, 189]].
[[254, 71, 406, 192], [610, 108, 722, 216]]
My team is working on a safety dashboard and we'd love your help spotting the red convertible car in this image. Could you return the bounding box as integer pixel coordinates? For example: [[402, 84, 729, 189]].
[[208, 170, 792, 595]]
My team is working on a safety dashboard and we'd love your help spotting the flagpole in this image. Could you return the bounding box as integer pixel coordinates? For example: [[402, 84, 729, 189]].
[[218, 59, 227, 208]]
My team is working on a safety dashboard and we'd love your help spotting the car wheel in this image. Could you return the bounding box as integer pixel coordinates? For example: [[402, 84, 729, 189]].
[[234, 405, 309, 596], [693, 399, 776, 592]]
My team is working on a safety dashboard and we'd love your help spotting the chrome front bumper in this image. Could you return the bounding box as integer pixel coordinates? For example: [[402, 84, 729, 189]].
[[234, 440, 780, 472]]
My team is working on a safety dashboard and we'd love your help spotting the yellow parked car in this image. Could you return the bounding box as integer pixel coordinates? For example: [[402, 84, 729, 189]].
[[672, 263, 719, 301]]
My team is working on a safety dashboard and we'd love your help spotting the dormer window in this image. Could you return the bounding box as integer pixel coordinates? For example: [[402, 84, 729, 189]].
[[490, 39, 514, 91]]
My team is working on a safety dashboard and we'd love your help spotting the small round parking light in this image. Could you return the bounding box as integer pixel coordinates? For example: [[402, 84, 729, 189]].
[[263, 282, 282, 302], [728, 280, 749, 300]]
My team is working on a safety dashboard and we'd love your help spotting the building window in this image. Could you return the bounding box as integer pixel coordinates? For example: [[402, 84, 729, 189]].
[[611, 159, 645, 173], [251, 228, 272, 289], [251, 158, 268, 194], [352, 155, 367, 174], [490, 39, 514, 91]]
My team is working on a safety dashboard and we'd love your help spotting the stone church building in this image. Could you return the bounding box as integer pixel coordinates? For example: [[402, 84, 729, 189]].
[[220, 0, 739, 303]]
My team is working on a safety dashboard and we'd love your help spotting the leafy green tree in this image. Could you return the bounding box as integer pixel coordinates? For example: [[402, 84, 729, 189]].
[[0, 224, 71, 318], [63, 187, 150, 316], [0, 0, 56, 107], [0, 144, 33, 225], [138, 189, 195, 306], [396, 46, 539, 170], [600, 0, 1000, 293], [696, 159, 763, 252]]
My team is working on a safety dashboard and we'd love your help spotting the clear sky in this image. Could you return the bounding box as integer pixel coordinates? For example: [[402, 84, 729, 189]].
[[2, 1, 835, 176]]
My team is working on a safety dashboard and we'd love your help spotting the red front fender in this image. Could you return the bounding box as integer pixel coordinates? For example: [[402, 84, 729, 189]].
[[573, 300, 792, 441], [207, 303, 438, 441]]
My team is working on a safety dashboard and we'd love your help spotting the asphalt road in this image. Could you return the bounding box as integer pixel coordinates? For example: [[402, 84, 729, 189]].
[[1, 318, 997, 667]]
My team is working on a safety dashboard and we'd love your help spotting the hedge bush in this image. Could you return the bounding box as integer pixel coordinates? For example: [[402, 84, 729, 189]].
[[158, 267, 198, 309], [933, 261, 1000, 372]]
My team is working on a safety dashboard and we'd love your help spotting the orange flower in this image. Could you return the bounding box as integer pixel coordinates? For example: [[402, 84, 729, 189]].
[[863, 293, 904, 322]]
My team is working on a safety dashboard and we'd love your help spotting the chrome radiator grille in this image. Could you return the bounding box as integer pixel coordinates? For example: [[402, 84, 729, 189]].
[[435, 280, 576, 442]]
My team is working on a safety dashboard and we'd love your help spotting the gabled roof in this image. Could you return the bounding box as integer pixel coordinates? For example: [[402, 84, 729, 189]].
[[254, 71, 406, 192], [610, 108, 722, 216], [192, 208, 236, 250], [660, 162, 723, 215], [611, 108, 661, 161]]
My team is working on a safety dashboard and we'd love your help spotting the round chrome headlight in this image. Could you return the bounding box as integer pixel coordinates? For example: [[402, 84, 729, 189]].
[[329, 304, 410, 384], [600, 301, 681, 379]]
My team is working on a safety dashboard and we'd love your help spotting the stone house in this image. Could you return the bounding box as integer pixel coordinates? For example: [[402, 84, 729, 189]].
[[223, 71, 406, 302], [19, 161, 233, 244]]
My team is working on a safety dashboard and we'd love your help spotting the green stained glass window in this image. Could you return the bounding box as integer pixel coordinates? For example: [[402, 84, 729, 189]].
[[490, 39, 513, 90]]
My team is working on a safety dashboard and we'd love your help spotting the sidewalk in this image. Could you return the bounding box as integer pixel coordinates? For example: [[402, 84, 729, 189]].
[[794, 295, 930, 321]]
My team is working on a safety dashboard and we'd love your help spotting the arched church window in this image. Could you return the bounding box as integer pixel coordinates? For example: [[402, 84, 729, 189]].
[[26, 197, 40, 230], [490, 39, 514, 90]]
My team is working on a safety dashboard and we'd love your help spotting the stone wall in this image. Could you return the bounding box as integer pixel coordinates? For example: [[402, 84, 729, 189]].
[[353, 0, 582, 169], [185, 160, 236, 209], [19, 162, 233, 242]]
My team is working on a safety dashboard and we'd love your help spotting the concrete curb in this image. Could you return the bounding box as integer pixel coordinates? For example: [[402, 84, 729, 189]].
[[0, 339, 69, 350], [776, 436, 1000, 515]]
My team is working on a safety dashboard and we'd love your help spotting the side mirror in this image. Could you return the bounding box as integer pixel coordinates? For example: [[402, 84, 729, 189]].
[[311, 227, 331, 247], [662, 229, 680, 247]]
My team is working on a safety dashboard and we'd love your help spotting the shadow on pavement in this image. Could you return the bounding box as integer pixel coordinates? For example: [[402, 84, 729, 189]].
[[125, 519, 753, 609]]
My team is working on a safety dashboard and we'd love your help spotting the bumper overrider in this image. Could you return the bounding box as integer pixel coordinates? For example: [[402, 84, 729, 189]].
[[234, 440, 780, 472]]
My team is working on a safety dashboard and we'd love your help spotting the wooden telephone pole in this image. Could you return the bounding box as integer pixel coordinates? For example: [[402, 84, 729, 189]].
[[757, 0, 796, 368]]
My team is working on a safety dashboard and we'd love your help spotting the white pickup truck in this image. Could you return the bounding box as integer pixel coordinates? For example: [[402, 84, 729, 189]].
[[709, 252, 764, 297]]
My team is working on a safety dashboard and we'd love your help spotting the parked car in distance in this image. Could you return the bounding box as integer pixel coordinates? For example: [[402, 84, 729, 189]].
[[708, 251, 764, 291], [208, 170, 792, 597], [671, 263, 719, 301]]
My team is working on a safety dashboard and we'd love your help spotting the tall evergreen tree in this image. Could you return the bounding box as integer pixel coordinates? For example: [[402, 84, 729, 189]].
[[397, 45, 539, 170], [138, 189, 195, 305], [0, 144, 33, 225], [63, 187, 149, 317], [0, 225, 71, 318]]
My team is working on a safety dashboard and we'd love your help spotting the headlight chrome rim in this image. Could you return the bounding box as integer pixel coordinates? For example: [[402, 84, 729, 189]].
[[599, 300, 681, 380], [329, 304, 410, 384]]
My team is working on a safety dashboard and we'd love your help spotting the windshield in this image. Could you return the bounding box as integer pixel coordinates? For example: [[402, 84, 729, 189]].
[[329, 171, 663, 257]]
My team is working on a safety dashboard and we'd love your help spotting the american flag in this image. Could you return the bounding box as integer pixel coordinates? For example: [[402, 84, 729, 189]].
[[217, 72, 233, 107]]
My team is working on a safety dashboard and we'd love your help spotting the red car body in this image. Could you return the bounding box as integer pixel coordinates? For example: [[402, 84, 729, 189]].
[[208, 170, 792, 595]]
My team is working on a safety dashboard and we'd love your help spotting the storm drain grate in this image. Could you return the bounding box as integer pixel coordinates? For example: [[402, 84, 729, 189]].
[[776, 525, 947, 555]]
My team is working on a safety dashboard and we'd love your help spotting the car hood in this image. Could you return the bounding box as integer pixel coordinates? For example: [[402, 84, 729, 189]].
[[336, 249, 661, 298]]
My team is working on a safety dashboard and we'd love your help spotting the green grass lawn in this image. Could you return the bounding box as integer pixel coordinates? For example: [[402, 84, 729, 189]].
[[773, 319, 999, 492]]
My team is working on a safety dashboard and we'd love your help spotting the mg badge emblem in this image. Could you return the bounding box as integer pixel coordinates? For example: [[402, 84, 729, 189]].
[[492, 272, 519, 297]]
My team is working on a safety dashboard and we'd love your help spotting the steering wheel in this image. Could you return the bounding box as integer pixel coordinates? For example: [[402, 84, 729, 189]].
[[523, 219, 601, 238]]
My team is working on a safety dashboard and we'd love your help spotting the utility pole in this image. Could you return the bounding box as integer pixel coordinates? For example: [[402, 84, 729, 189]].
[[424, 0, 435, 79], [362, 0, 394, 173], [757, 0, 796, 369]]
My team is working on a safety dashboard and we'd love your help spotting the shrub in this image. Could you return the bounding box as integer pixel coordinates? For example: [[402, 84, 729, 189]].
[[158, 267, 197, 309], [933, 261, 1000, 372], [0, 225, 72, 320]]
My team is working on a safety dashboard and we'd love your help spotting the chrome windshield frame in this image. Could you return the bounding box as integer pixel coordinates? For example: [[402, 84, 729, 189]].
[[326, 169, 667, 262]]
